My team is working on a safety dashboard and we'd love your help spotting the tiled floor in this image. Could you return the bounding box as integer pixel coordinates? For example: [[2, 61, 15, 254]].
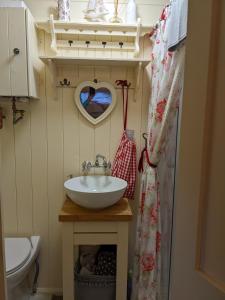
[[29, 294, 62, 300], [29, 294, 52, 300], [7, 293, 62, 300], [13, 294, 63, 300], [8, 280, 62, 300]]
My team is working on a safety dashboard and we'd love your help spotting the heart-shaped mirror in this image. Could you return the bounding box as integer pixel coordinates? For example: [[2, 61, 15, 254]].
[[75, 81, 117, 125]]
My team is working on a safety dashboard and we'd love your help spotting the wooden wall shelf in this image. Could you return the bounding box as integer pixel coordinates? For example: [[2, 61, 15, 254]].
[[40, 56, 150, 100], [36, 15, 152, 57], [37, 19, 152, 35], [37, 17, 152, 101], [39, 56, 150, 67]]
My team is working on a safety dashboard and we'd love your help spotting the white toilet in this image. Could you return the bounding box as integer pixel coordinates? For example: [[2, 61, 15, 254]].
[[5, 236, 41, 300]]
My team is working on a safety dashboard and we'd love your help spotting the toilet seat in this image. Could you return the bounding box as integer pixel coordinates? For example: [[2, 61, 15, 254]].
[[5, 238, 32, 275]]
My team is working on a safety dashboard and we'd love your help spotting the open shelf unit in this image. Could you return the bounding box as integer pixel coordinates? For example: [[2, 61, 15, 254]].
[[36, 15, 152, 57], [40, 55, 150, 100], [37, 16, 152, 101]]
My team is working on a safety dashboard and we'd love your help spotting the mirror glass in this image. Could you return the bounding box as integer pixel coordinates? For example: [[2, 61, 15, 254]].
[[75, 81, 117, 125], [80, 86, 112, 119]]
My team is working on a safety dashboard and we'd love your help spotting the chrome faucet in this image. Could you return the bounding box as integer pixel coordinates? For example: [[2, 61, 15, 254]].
[[95, 154, 107, 168], [82, 154, 111, 175]]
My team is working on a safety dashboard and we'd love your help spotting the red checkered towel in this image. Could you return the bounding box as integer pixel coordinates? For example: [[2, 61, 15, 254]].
[[112, 131, 137, 199], [111, 80, 137, 200]]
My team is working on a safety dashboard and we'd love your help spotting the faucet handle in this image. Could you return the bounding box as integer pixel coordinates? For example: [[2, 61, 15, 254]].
[[86, 161, 92, 171], [107, 161, 112, 169], [103, 159, 108, 168], [82, 161, 92, 174], [105, 161, 112, 175], [82, 161, 87, 172]]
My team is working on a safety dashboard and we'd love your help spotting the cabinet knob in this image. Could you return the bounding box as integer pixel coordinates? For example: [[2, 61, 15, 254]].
[[13, 48, 20, 55]]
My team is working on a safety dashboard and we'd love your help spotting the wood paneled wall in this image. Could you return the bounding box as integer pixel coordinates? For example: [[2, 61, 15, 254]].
[[0, 146, 6, 300], [0, 0, 166, 292], [0, 55, 150, 291]]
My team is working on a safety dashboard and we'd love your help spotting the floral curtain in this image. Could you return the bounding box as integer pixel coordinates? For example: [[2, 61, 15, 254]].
[[132, 6, 185, 300]]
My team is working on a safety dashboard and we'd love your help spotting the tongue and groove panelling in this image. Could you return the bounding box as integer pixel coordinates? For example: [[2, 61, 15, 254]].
[[0, 0, 166, 293]]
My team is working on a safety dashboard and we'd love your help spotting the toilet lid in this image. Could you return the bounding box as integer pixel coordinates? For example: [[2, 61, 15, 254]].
[[5, 238, 31, 275]]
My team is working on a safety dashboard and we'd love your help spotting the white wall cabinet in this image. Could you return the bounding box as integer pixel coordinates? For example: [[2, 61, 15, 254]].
[[0, 7, 40, 98]]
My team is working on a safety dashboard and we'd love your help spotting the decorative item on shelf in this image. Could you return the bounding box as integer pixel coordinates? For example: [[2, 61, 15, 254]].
[[110, 0, 122, 23], [83, 0, 109, 22], [74, 80, 117, 125], [58, 0, 71, 21], [126, 0, 137, 24]]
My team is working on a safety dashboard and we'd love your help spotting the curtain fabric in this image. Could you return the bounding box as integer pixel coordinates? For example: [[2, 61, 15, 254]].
[[58, 0, 71, 21], [132, 6, 185, 300]]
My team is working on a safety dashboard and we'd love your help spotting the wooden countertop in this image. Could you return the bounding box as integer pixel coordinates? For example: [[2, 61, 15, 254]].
[[59, 197, 133, 222]]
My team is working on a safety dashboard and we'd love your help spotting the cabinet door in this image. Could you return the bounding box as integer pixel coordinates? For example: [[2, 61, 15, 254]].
[[8, 8, 28, 96], [0, 9, 11, 96]]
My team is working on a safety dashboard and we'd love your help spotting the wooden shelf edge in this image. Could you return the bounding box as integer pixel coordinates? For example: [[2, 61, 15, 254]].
[[36, 20, 153, 34], [39, 56, 151, 67]]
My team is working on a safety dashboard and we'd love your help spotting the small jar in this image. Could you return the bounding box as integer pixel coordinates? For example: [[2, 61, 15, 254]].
[[58, 0, 71, 21]]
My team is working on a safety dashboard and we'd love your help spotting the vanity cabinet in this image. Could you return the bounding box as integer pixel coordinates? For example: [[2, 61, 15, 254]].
[[0, 7, 40, 98], [59, 197, 133, 300]]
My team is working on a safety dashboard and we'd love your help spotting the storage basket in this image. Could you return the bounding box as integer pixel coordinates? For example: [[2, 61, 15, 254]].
[[74, 264, 116, 300]]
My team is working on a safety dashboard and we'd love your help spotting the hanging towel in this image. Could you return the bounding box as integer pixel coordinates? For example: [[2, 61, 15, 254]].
[[166, 0, 188, 51], [111, 80, 137, 200]]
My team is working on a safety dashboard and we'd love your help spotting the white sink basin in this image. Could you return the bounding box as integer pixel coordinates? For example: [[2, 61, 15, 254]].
[[64, 176, 127, 209]]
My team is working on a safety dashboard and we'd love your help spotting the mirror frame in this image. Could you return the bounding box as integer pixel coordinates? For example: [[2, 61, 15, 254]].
[[74, 81, 117, 125]]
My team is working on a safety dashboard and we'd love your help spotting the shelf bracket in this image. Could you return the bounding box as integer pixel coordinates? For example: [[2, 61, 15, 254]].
[[49, 14, 57, 53], [47, 59, 57, 100], [134, 18, 141, 58], [134, 61, 142, 102]]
